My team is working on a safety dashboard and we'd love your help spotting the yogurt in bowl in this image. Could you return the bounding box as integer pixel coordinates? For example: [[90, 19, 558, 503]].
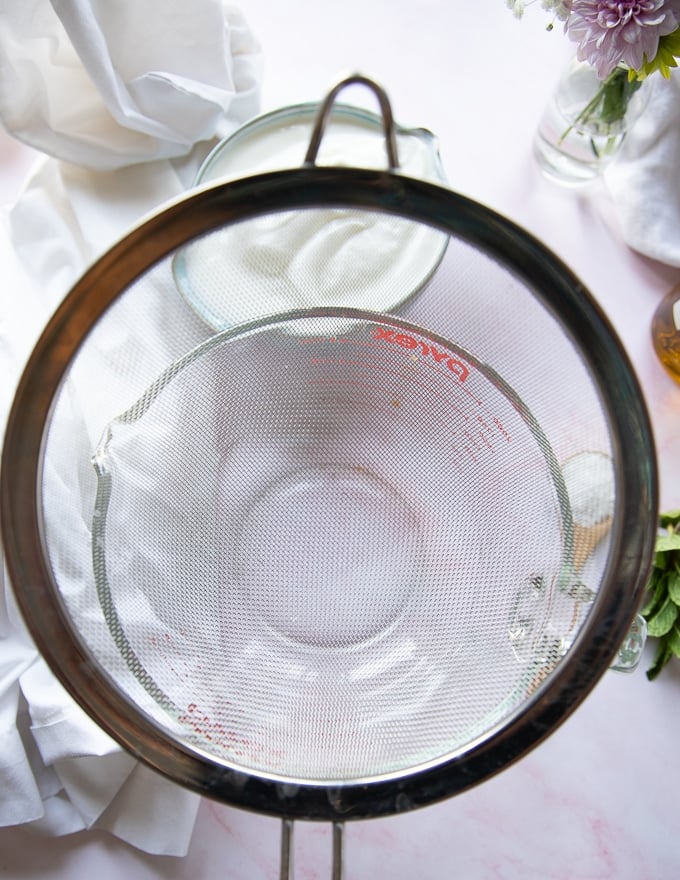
[[172, 102, 449, 331]]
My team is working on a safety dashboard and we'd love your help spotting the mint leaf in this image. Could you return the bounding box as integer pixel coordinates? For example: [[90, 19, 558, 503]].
[[654, 550, 669, 570], [656, 534, 680, 553], [647, 596, 679, 637], [644, 511, 680, 680], [642, 573, 668, 617], [669, 625, 680, 659], [660, 510, 680, 527], [668, 568, 680, 605], [647, 640, 674, 681]]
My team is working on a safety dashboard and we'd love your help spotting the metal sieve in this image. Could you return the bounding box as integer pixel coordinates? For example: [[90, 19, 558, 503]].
[[0, 76, 656, 878]]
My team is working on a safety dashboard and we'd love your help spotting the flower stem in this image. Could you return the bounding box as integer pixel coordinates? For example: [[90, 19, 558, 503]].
[[558, 66, 642, 147]]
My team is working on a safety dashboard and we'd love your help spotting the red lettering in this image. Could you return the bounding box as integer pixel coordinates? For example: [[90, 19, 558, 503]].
[[446, 358, 469, 381], [373, 325, 470, 382], [373, 327, 395, 342], [493, 417, 511, 442], [394, 333, 417, 350], [428, 344, 449, 365]]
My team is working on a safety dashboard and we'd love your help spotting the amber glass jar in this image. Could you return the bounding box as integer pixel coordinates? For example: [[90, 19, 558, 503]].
[[652, 284, 680, 385]]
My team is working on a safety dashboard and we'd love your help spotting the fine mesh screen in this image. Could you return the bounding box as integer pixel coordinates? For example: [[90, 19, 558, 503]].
[[39, 205, 614, 785], [172, 207, 448, 330]]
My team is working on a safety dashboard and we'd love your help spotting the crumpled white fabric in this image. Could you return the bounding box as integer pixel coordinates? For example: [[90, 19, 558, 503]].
[[0, 0, 263, 856], [604, 68, 680, 267], [0, 0, 262, 170]]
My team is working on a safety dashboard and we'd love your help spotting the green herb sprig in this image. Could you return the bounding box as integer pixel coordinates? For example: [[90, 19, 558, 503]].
[[642, 510, 680, 680]]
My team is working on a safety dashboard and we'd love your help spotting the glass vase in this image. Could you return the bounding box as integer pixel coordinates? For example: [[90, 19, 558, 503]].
[[534, 57, 650, 187]]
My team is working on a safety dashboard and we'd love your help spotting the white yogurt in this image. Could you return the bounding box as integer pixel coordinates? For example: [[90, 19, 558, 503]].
[[173, 104, 448, 330]]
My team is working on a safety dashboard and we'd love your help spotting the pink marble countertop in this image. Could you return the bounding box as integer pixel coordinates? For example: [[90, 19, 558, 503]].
[[1, 2, 679, 877]]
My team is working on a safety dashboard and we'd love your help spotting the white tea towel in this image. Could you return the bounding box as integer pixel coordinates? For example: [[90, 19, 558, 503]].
[[0, 0, 263, 170], [0, 199, 199, 856], [605, 69, 680, 267], [0, 0, 263, 856]]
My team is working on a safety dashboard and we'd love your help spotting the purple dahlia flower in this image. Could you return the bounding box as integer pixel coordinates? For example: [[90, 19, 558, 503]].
[[565, 0, 680, 78]]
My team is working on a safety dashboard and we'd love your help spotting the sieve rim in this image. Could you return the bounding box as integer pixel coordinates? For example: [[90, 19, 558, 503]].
[[0, 167, 658, 820]]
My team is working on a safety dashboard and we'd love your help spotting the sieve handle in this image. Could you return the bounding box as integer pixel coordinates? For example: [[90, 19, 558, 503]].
[[303, 73, 400, 171], [280, 819, 293, 880], [279, 819, 345, 880]]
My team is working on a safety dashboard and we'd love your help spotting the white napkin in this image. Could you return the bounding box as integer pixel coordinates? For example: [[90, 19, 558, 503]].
[[0, 0, 263, 856], [604, 69, 680, 267], [0, 0, 263, 170], [0, 163, 206, 856]]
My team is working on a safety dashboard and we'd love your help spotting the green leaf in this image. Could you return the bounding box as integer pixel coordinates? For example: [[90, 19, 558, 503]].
[[635, 31, 680, 79], [647, 639, 674, 680], [668, 569, 680, 605], [647, 596, 679, 637], [655, 533, 680, 553], [644, 511, 680, 681], [669, 625, 680, 659], [660, 510, 680, 527], [642, 572, 668, 617], [654, 550, 669, 570]]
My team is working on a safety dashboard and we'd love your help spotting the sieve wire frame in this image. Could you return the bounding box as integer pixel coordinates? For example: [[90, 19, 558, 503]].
[[0, 167, 658, 821]]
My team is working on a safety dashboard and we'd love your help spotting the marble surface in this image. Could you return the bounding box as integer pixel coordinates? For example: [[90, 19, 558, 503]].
[[1, 1, 680, 877]]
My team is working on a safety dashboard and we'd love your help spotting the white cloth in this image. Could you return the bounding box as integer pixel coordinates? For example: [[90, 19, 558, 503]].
[[604, 69, 680, 267], [0, 0, 263, 856], [0, 0, 262, 170]]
